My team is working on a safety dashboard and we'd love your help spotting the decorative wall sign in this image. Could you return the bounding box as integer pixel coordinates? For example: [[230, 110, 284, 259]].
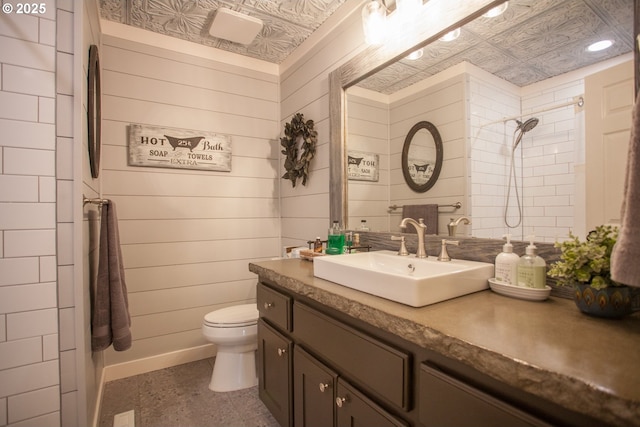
[[407, 158, 434, 185], [128, 124, 231, 172], [347, 150, 379, 182]]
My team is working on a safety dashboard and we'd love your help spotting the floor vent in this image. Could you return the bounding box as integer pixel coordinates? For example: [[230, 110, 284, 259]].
[[113, 410, 135, 427]]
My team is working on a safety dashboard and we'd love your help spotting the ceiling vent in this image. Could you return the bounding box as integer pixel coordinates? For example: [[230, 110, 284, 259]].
[[208, 8, 263, 45]]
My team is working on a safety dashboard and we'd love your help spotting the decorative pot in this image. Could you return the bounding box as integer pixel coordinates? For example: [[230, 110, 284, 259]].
[[573, 284, 638, 318]]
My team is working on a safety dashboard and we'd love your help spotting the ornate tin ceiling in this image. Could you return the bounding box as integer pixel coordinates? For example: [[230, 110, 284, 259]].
[[99, 0, 349, 64], [99, 0, 634, 92], [358, 0, 634, 93]]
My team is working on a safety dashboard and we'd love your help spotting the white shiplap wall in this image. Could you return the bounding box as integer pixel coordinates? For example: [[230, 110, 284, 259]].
[[99, 36, 280, 366], [279, 8, 365, 247], [347, 92, 390, 232], [389, 74, 467, 235]]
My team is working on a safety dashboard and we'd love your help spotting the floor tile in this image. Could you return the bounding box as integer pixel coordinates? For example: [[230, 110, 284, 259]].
[[99, 358, 279, 427]]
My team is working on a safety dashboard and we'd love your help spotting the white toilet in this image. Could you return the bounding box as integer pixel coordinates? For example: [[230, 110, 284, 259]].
[[201, 303, 259, 392]]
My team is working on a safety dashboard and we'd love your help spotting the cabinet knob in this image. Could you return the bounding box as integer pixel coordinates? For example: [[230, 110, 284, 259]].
[[263, 302, 274, 310], [335, 396, 347, 408], [277, 347, 287, 357], [319, 383, 331, 393]]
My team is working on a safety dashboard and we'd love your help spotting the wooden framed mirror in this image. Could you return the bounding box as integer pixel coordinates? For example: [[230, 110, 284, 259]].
[[402, 121, 443, 192], [329, 0, 502, 227], [88, 44, 101, 179]]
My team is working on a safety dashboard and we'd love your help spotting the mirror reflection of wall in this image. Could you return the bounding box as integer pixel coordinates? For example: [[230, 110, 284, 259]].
[[348, 59, 632, 240], [344, 0, 634, 241], [407, 129, 436, 185]]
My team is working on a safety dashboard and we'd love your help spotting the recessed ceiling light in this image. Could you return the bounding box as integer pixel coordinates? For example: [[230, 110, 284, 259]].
[[483, 1, 508, 18], [406, 48, 423, 60], [587, 40, 614, 52], [439, 28, 460, 42]]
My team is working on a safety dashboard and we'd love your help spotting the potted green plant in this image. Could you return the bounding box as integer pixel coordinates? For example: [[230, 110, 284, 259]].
[[548, 225, 637, 318]]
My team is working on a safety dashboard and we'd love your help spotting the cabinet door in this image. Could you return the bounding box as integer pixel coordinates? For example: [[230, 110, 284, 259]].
[[258, 319, 292, 427], [294, 346, 337, 427], [294, 302, 411, 410], [419, 364, 551, 427], [335, 378, 408, 427]]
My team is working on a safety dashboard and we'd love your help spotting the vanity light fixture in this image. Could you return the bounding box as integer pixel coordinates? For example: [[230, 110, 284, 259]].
[[482, 1, 508, 18], [396, 0, 422, 16], [362, 0, 387, 45], [362, 0, 426, 46], [439, 28, 461, 42], [587, 39, 614, 52]]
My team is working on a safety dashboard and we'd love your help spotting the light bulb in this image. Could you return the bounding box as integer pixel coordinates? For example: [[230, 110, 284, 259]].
[[439, 28, 460, 42], [406, 48, 423, 60], [396, 0, 422, 16], [483, 1, 508, 18], [587, 40, 613, 52], [362, 0, 387, 45]]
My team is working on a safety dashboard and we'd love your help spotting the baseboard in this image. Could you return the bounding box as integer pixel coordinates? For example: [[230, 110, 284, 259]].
[[103, 344, 217, 382]]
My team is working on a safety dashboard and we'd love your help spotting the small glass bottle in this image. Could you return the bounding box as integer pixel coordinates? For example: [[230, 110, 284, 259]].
[[326, 221, 345, 255], [359, 219, 370, 231], [314, 237, 323, 253]]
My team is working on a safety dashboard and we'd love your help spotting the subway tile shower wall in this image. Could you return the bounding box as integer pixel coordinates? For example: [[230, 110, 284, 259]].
[[470, 73, 582, 242], [0, 1, 66, 426]]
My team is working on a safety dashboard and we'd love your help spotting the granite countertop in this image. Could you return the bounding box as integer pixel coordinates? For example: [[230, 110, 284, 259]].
[[249, 258, 640, 427]]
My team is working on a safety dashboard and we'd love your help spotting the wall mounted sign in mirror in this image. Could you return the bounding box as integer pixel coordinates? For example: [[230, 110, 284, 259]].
[[348, 150, 379, 182], [401, 121, 443, 192], [127, 124, 232, 172], [88, 44, 101, 179]]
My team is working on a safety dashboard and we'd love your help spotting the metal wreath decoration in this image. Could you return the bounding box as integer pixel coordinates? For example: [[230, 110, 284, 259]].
[[280, 113, 317, 187]]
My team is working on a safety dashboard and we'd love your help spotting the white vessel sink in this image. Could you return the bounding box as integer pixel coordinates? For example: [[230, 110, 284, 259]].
[[313, 250, 494, 307]]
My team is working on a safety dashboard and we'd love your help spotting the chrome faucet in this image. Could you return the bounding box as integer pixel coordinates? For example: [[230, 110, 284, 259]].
[[399, 217, 427, 258], [447, 216, 471, 237]]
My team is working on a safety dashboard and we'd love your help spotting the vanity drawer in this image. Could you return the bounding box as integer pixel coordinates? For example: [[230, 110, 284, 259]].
[[419, 363, 550, 427], [293, 302, 411, 410], [257, 282, 292, 332]]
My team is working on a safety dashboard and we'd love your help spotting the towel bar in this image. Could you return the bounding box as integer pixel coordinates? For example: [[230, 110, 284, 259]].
[[388, 202, 461, 212], [83, 196, 109, 206]]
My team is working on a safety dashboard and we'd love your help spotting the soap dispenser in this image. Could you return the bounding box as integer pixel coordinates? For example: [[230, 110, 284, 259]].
[[516, 235, 547, 288], [495, 234, 519, 285]]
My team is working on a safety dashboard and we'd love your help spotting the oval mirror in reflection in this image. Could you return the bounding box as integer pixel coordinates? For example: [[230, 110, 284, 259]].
[[401, 121, 443, 192]]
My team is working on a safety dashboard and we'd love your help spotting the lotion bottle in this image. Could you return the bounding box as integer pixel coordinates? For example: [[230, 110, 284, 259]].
[[495, 234, 519, 285], [516, 236, 547, 288]]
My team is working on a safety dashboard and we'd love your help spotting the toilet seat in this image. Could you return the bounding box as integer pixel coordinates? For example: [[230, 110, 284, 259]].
[[203, 303, 258, 328]]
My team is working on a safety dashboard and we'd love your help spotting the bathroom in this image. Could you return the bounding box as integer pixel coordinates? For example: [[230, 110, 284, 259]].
[[0, 0, 636, 426]]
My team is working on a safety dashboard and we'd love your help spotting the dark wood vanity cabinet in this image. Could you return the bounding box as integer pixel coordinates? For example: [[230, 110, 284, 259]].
[[418, 363, 549, 427], [335, 378, 408, 427], [293, 346, 336, 427], [258, 282, 407, 427], [256, 280, 603, 427], [257, 319, 292, 427]]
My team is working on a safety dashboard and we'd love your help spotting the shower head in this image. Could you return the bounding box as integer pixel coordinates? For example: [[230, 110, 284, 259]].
[[516, 117, 539, 133], [512, 117, 538, 149]]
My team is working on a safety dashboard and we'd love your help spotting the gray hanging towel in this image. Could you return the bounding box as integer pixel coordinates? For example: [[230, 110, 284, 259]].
[[92, 201, 132, 351], [611, 91, 640, 287], [401, 204, 438, 235]]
